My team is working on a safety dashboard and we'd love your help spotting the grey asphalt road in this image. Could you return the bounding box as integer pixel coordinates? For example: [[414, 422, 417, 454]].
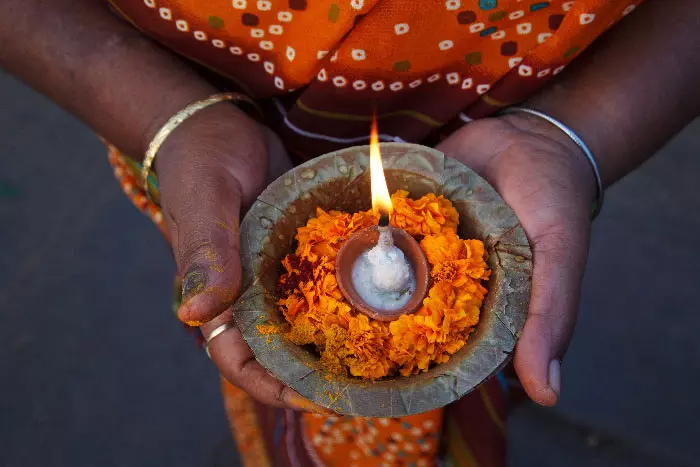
[[1, 70, 698, 467]]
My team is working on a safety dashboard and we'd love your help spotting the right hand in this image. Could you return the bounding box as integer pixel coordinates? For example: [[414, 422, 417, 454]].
[[154, 104, 330, 412]]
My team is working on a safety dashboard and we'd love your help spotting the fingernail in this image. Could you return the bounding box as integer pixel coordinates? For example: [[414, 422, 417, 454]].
[[287, 392, 335, 415], [182, 266, 207, 301], [548, 359, 561, 396]]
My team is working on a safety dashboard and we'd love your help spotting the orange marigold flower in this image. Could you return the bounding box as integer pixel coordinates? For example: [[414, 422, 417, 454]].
[[421, 232, 490, 285], [344, 314, 393, 379], [278, 293, 308, 322], [390, 190, 459, 236], [296, 208, 377, 259], [389, 282, 482, 376]]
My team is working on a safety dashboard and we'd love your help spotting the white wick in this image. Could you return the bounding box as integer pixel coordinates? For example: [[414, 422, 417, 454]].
[[351, 226, 416, 311]]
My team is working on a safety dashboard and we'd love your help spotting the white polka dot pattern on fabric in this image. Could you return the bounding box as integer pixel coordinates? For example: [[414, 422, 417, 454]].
[[517, 22, 532, 34], [371, 80, 385, 91], [251, 28, 264, 38], [461, 77, 473, 89], [538, 32, 552, 43], [623, 4, 636, 15], [409, 79, 422, 88], [537, 68, 551, 78], [330, 51, 338, 62], [144, 0, 155, 8], [176, 20, 189, 31], [247, 52, 260, 62], [509, 10, 524, 20], [275, 76, 285, 89], [439, 40, 454, 50], [230, 46, 243, 55], [278, 11, 292, 22], [269, 25, 283, 35], [427, 73, 441, 83], [469, 23, 485, 33], [519, 64, 533, 76], [351, 0, 364, 10], [477, 84, 490, 94], [194, 31, 207, 41], [553, 65, 566, 75], [317, 50, 328, 59], [491, 30, 506, 40], [446, 72, 460, 85], [563, 1, 575, 11], [286, 46, 295, 61], [353, 80, 367, 90], [394, 23, 409, 35], [212, 39, 225, 48], [390, 81, 403, 91], [257, 0, 271, 11], [232, 0, 247, 10], [509, 57, 523, 68], [259, 40, 273, 50], [445, 0, 460, 11], [159, 7, 172, 20], [580, 13, 596, 25], [317, 68, 327, 81], [351, 49, 366, 61], [333, 76, 348, 87], [264, 61, 275, 74]]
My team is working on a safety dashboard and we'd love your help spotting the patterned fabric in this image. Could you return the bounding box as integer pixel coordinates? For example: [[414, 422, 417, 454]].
[[108, 0, 641, 159], [219, 376, 507, 467], [105, 1, 642, 465]]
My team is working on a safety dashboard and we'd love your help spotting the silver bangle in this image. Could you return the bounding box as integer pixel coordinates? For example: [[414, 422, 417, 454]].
[[503, 107, 604, 218], [204, 320, 236, 358]]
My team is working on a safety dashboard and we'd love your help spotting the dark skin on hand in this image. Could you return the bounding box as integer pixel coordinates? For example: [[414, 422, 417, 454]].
[[3, 0, 698, 409]]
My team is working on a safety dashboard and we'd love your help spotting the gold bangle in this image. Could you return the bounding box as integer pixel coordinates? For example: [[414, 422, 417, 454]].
[[140, 92, 254, 202]]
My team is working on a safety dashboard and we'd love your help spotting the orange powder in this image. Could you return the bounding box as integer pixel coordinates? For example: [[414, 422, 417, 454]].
[[256, 323, 282, 336]]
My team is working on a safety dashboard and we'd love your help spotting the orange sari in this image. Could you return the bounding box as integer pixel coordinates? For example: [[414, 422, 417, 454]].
[[106, 1, 642, 465]]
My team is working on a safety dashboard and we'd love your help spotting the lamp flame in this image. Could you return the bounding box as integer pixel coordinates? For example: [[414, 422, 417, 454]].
[[370, 117, 392, 217]]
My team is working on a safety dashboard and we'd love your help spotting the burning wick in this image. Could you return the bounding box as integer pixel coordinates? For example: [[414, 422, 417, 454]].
[[351, 120, 416, 311]]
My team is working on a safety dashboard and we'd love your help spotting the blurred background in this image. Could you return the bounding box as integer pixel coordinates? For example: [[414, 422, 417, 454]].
[[0, 69, 698, 467]]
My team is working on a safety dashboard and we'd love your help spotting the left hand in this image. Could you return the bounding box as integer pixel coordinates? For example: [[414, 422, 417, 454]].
[[436, 113, 596, 406]]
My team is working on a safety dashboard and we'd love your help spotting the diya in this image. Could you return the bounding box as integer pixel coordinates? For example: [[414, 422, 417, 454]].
[[234, 128, 531, 417]]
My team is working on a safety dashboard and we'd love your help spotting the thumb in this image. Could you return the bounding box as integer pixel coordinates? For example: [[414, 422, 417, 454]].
[[513, 223, 589, 406], [161, 165, 244, 326]]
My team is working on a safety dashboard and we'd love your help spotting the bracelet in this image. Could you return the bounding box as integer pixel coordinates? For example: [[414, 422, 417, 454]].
[[204, 320, 237, 359], [141, 92, 254, 203], [502, 107, 604, 218]]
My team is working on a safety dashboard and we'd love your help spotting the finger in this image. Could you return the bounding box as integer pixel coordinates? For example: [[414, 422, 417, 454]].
[[513, 223, 589, 406], [202, 315, 334, 414], [160, 163, 244, 326]]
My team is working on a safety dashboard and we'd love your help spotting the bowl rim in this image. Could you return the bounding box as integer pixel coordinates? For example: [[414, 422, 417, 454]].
[[234, 142, 531, 417]]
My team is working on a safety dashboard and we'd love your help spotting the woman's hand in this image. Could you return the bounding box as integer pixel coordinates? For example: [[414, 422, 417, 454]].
[[154, 105, 330, 412], [436, 114, 596, 406]]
